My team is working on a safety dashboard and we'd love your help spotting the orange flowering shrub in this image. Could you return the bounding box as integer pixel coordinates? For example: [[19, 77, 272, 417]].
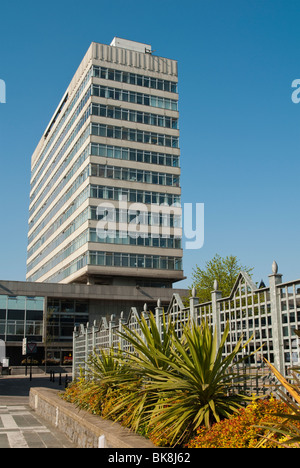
[[187, 397, 300, 448], [147, 422, 180, 447], [63, 378, 103, 415], [63, 379, 141, 426]]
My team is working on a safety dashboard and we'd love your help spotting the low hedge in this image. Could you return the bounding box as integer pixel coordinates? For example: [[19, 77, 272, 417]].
[[62, 381, 298, 448]]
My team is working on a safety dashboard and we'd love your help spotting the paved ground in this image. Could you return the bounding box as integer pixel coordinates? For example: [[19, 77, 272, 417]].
[[0, 374, 76, 448]]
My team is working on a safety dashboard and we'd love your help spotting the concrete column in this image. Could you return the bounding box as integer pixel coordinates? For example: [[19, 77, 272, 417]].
[[211, 280, 222, 346], [189, 287, 199, 325]]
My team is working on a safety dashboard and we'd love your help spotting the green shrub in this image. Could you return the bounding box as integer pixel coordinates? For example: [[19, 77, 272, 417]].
[[64, 314, 255, 446]]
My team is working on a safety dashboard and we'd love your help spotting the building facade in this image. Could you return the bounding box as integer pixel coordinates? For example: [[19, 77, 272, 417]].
[[0, 280, 187, 366], [26, 38, 183, 287]]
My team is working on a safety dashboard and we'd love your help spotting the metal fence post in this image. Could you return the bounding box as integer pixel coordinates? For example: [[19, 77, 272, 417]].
[[92, 320, 97, 353], [118, 312, 126, 350], [85, 323, 89, 374], [72, 327, 77, 381], [141, 304, 148, 344], [189, 287, 199, 324], [109, 315, 116, 348], [211, 280, 222, 346], [269, 261, 285, 375], [155, 299, 163, 338]]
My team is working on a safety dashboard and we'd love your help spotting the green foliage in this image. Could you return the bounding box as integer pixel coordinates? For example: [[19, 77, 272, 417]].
[[97, 312, 176, 432], [144, 319, 253, 444], [86, 346, 126, 400], [190, 254, 253, 303], [187, 397, 297, 448], [66, 313, 254, 446]]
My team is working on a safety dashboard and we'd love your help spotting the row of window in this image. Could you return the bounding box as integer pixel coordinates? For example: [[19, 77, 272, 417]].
[[91, 123, 179, 148], [28, 230, 89, 282], [0, 320, 43, 339], [28, 180, 89, 250], [31, 102, 180, 222], [92, 84, 178, 111], [29, 145, 180, 253], [32, 61, 178, 195], [27, 207, 90, 273], [46, 249, 182, 283], [31, 121, 180, 213], [30, 155, 180, 236], [29, 173, 180, 259], [27, 221, 182, 282], [90, 184, 181, 206], [0, 297, 89, 342], [30, 144, 89, 218], [28, 200, 181, 267], [31, 85, 91, 193], [0, 295, 44, 311], [90, 163, 180, 187], [88, 250, 182, 270], [92, 65, 178, 93], [32, 68, 92, 181], [89, 229, 182, 249], [29, 159, 90, 230], [0, 294, 44, 340], [31, 82, 179, 212], [47, 298, 89, 315], [90, 143, 179, 167], [91, 206, 181, 227], [30, 104, 90, 206], [0, 309, 42, 321], [91, 103, 178, 129]]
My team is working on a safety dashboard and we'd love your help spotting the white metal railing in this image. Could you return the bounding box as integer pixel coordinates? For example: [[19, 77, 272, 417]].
[[73, 261, 300, 389]]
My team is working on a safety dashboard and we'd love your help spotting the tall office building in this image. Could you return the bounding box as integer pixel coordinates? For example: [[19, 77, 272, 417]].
[[26, 38, 183, 286]]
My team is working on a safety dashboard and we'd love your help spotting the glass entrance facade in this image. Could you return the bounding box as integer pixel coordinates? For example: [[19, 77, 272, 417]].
[[0, 295, 44, 342]]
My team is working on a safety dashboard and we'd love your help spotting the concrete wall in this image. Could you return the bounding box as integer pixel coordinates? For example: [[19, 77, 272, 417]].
[[0, 279, 187, 303], [29, 387, 155, 448]]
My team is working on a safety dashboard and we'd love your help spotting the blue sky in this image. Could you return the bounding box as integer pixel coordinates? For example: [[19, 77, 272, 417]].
[[0, 0, 300, 289]]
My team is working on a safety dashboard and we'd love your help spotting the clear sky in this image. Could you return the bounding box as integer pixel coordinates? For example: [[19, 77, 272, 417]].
[[0, 0, 300, 289]]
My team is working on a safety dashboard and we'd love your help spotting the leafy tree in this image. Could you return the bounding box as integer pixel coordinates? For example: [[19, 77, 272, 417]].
[[189, 254, 253, 303]]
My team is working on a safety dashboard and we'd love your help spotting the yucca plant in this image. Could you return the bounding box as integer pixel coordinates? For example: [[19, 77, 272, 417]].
[[99, 313, 254, 444], [145, 319, 254, 444], [69, 347, 127, 413], [98, 311, 177, 431], [87, 346, 125, 384]]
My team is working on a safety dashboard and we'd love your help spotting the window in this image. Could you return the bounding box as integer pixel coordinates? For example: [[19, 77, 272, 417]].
[[91, 84, 177, 110]]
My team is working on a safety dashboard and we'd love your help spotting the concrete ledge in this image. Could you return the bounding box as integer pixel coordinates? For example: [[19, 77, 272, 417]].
[[29, 387, 156, 449]]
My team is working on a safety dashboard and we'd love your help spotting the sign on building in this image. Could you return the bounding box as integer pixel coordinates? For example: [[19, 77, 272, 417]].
[[22, 338, 37, 355]]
